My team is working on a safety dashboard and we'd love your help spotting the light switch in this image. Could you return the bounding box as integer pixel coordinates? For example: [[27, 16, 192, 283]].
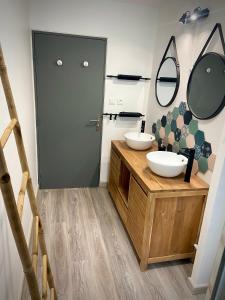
[[117, 99, 123, 105]]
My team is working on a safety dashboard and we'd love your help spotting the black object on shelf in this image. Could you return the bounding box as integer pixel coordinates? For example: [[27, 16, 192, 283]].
[[157, 77, 177, 83], [119, 112, 144, 118], [103, 111, 145, 120], [107, 74, 150, 81]]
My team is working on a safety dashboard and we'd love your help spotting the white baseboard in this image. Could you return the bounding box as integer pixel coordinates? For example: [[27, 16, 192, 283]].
[[99, 182, 107, 187], [187, 277, 208, 295]]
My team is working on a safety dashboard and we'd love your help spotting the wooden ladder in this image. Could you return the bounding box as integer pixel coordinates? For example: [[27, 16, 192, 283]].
[[0, 46, 57, 300]]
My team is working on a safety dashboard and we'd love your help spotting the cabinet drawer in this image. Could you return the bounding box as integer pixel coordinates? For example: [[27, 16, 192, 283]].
[[108, 178, 128, 225], [127, 176, 148, 258]]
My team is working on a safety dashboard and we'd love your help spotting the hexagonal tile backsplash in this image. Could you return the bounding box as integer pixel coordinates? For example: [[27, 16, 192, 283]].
[[151, 101, 216, 174]]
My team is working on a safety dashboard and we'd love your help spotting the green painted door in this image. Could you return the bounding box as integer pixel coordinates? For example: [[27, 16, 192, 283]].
[[33, 31, 106, 188]]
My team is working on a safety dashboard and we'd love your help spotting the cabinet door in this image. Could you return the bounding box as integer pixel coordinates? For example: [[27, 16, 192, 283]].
[[108, 150, 127, 224], [149, 195, 205, 259], [109, 149, 120, 185], [127, 176, 148, 258]]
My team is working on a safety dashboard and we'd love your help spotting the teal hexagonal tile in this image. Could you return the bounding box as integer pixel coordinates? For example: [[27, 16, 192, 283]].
[[195, 144, 202, 160], [155, 131, 160, 141], [165, 123, 171, 136], [179, 102, 187, 115], [179, 137, 187, 149], [172, 107, 179, 120], [189, 119, 198, 135], [195, 130, 205, 146], [156, 119, 161, 130], [198, 156, 208, 173], [171, 119, 177, 132]]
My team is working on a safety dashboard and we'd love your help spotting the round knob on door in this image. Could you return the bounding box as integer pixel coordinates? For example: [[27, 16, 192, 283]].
[[83, 61, 89, 67], [56, 59, 63, 66]]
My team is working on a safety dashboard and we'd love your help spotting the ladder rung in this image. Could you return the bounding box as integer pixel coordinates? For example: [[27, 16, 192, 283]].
[[17, 171, 29, 219], [42, 255, 48, 300], [32, 254, 38, 276], [50, 288, 55, 300], [32, 216, 39, 274], [0, 118, 17, 148]]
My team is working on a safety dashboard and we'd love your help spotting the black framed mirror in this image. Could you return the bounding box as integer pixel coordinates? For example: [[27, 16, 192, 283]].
[[187, 23, 225, 119], [155, 36, 180, 107]]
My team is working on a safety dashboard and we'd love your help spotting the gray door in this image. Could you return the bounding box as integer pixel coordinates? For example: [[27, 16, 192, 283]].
[[33, 31, 106, 189]]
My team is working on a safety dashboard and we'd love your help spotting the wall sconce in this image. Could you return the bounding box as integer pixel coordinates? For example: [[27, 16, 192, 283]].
[[179, 7, 209, 24]]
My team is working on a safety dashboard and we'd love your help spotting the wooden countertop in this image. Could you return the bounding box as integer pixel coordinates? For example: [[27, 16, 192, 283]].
[[112, 141, 209, 193]]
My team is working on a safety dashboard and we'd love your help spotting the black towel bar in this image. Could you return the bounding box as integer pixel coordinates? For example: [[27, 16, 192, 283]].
[[102, 112, 145, 120], [107, 74, 150, 81]]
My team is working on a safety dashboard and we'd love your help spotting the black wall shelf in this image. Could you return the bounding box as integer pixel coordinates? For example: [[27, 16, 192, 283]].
[[106, 74, 150, 81]]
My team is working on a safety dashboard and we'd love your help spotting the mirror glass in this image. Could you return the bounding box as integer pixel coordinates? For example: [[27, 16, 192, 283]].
[[155, 57, 180, 107], [187, 52, 225, 119]]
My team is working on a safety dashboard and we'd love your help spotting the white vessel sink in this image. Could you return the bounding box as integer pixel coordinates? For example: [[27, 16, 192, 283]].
[[146, 151, 188, 178], [124, 132, 155, 150]]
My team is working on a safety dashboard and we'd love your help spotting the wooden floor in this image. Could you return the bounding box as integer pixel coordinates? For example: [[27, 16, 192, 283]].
[[22, 188, 205, 300]]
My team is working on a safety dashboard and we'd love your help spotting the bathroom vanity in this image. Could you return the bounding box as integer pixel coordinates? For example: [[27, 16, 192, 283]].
[[108, 141, 209, 271]]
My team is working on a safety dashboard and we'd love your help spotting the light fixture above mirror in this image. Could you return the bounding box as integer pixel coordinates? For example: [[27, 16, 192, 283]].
[[179, 7, 209, 24]]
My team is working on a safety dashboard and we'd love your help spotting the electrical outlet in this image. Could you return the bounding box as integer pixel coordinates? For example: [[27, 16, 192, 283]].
[[117, 99, 123, 105], [109, 98, 116, 105]]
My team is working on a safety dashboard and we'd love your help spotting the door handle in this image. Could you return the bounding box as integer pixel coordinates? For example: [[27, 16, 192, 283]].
[[88, 116, 101, 131]]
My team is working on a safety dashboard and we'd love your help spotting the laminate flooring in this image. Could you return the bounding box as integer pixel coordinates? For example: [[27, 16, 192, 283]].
[[22, 187, 205, 300]]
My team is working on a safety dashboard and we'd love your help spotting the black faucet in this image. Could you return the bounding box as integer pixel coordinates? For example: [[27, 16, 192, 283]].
[[141, 120, 145, 133], [177, 148, 195, 183]]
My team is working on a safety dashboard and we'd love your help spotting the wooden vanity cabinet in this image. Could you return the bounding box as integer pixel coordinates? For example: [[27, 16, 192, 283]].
[[108, 141, 209, 271]]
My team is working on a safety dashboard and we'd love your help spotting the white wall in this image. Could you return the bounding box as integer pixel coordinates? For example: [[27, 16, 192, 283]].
[[29, 0, 158, 183], [146, 0, 225, 291], [146, 0, 225, 183], [190, 123, 225, 291], [0, 0, 38, 299]]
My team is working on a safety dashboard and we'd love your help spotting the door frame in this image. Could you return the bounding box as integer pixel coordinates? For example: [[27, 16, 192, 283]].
[[32, 30, 107, 187]]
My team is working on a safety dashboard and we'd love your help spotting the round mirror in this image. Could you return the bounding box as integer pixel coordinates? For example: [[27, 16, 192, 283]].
[[155, 57, 180, 107], [187, 52, 225, 119]]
